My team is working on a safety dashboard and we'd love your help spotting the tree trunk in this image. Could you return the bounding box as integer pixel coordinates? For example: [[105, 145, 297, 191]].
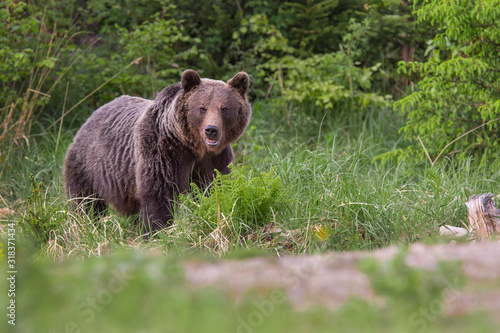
[[465, 193, 500, 240]]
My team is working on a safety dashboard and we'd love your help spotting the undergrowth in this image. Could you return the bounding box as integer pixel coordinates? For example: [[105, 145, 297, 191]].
[[1, 101, 499, 259], [182, 165, 285, 234], [19, 174, 65, 245]]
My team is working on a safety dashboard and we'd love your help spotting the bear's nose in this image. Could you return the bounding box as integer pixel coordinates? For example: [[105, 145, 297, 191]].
[[205, 125, 219, 139]]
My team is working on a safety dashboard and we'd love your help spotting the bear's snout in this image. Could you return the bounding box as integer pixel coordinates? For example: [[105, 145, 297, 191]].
[[204, 125, 221, 146], [205, 125, 219, 139]]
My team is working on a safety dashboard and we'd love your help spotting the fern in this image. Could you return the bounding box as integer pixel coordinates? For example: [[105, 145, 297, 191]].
[[181, 164, 286, 237]]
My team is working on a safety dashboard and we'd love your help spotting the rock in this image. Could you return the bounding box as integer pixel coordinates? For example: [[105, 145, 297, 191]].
[[439, 225, 470, 239]]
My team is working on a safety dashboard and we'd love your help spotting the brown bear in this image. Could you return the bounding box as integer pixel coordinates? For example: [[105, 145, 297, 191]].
[[64, 69, 251, 234]]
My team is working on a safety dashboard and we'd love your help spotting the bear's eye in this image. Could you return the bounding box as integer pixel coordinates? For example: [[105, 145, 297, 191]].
[[221, 107, 228, 113], [200, 107, 206, 113]]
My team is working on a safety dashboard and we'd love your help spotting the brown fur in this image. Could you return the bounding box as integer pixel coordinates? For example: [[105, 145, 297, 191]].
[[64, 70, 251, 234]]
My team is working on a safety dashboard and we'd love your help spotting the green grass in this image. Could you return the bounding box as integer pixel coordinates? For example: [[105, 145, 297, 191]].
[[2, 102, 500, 257]]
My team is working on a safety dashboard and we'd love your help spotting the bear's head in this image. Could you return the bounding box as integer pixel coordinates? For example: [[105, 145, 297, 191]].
[[180, 69, 251, 156]]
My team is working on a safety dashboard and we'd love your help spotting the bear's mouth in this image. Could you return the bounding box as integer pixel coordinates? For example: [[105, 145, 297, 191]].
[[205, 138, 221, 147]]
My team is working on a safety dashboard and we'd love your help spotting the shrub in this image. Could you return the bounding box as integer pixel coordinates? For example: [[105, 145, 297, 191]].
[[275, 52, 391, 113], [380, 0, 500, 168], [232, 13, 391, 111], [112, 1, 202, 95], [0, 0, 67, 143]]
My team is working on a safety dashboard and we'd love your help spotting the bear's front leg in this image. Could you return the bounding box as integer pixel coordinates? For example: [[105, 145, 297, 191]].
[[136, 155, 194, 235], [138, 195, 175, 233]]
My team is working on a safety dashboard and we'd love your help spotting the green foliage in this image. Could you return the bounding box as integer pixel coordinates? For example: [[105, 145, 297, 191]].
[[58, 0, 201, 107], [181, 164, 286, 237], [281, 0, 340, 54], [383, 0, 500, 167], [172, 0, 245, 76], [342, 1, 435, 89], [0, 0, 97, 147], [82, 0, 165, 33], [352, 252, 488, 332], [0, 1, 39, 86], [0, 1, 53, 141], [230, 13, 294, 97], [232, 11, 392, 108], [112, 1, 201, 93], [20, 174, 66, 245], [277, 52, 391, 112], [232, 13, 294, 61]]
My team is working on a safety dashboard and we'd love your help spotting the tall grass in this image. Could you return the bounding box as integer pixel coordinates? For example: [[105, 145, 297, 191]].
[[0, 14, 88, 179], [3, 99, 499, 259], [0, 11, 140, 183]]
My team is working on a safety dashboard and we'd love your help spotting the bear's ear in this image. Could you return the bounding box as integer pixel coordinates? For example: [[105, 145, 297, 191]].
[[227, 72, 250, 97], [181, 69, 201, 92]]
